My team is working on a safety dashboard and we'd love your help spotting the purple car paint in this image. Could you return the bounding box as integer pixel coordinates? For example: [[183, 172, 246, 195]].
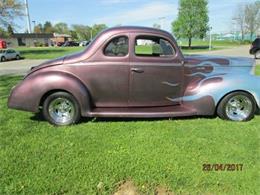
[[8, 26, 260, 125]]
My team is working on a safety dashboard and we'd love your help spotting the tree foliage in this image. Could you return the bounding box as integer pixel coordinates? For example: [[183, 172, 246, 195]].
[[53, 22, 69, 34], [0, 0, 24, 28], [7, 24, 14, 35], [233, 1, 260, 41], [43, 21, 54, 33], [244, 1, 260, 40], [71, 24, 107, 41], [172, 0, 209, 48]]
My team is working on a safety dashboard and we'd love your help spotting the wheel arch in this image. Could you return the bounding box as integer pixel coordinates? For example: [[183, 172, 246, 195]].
[[215, 89, 258, 114], [35, 71, 92, 116]]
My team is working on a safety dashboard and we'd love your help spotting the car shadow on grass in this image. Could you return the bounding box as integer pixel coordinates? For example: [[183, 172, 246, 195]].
[[30, 112, 217, 124], [30, 111, 259, 124]]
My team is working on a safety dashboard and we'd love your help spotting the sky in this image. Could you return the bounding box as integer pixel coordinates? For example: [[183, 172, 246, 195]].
[[15, 0, 257, 34]]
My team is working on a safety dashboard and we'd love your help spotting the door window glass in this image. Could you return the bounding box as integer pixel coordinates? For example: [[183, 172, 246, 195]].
[[135, 36, 175, 57], [104, 36, 128, 57]]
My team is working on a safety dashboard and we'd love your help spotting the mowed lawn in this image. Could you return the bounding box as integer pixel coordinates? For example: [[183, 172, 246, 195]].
[[0, 67, 260, 194], [16, 47, 85, 59]]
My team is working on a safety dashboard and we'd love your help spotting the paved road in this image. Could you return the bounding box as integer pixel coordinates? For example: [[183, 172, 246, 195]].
[[0, 59, 46, 76], [0, 45, 259, 76]]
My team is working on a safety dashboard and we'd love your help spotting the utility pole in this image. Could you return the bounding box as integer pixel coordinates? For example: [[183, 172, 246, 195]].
[[209, 27, 212, 51], [24, 0, 32, 33]]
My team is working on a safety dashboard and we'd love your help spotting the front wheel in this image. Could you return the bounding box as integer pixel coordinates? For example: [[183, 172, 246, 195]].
[[16, 55, 20, 60], [43, 92, 81, 125], [217, 92, 256, 121]]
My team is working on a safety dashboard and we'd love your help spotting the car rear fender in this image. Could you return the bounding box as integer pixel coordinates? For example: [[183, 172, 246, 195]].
[[8, 71, 91, 116]]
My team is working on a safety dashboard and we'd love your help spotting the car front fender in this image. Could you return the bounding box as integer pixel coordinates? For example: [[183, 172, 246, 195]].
[[182, 74, 260, 115]]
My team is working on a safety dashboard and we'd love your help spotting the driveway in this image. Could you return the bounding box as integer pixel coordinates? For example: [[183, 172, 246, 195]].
[[0, 45, 258, 76], [0, 59, 46, 76]]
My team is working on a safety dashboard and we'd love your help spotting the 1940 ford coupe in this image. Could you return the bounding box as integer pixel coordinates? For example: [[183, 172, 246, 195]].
[[8, 26, 260, 125]]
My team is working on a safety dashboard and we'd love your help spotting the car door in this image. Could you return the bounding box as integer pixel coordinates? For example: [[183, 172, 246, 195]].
[[129, 34, 183, 107], [5, 50, 12, 60], [6, 49, 16, 60], [78, 35, 130, 107]]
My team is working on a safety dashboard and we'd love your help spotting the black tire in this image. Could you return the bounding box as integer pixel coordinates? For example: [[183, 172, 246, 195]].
[[43, 92, 81, 126], [1, 56, 6, 62], [217, 91, 256, 121], [255, 50, 260, 59], [16, 55, 20, 60]]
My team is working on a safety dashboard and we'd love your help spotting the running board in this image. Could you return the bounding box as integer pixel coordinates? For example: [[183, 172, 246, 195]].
[[88, 105, 197, 118]]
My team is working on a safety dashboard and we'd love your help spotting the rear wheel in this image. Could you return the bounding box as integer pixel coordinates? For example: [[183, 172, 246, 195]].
[[16, 55, 20, 60], [217, 91, 256, 121], [255, 50, 260, 59], [43, 92, 81, 125]]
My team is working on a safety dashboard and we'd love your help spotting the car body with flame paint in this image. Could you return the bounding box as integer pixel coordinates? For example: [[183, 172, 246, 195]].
[[8, 26, 260, 125]]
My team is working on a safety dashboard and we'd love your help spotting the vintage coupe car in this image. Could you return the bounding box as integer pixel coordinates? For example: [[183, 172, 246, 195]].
[[8, 26, 260, 125]]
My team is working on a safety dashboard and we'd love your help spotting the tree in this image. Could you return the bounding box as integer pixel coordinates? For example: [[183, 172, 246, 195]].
[[233, 1, 260, 41], [71, 24, 91, 40], [43, 21, 54, 33], [91, 24, 107, 38], [69, 30, 78, 40], [0, 0, 24, 27], [153, 23, 161, 29], [0, 27, 8, 38], [71, 24, 107, 41], [172, 0, 209, 48], [34, 23, 43, 33], [245, 1, 260, 40], [54, 22, 69, 34], [233, 5, 246, 41]]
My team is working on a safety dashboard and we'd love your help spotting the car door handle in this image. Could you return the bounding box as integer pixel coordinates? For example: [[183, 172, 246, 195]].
[[131, 68, 144, 73]]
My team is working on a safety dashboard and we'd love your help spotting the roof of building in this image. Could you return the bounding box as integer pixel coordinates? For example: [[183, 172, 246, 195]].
[[12, 33, 54, 38], [53, 33, 71, 38]]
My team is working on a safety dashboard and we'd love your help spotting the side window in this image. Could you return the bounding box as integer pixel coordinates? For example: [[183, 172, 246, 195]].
[[135, 36, 175, 57], [104, 36, 128, 57]]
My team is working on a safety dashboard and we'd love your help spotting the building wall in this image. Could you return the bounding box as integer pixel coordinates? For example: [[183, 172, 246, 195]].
[[5, 37, 52, 47]]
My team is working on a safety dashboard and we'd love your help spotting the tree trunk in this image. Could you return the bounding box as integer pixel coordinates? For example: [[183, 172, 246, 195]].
[[188, 37, 192, 49], [250, 31, 254, 41]]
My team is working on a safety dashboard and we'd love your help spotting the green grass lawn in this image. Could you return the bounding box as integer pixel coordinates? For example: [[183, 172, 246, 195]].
[[16, 47, 85, 59], [0, 67, 259, 194]]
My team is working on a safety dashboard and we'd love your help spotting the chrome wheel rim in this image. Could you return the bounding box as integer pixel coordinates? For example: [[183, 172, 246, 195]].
[[225, 95, 253, 121], [48, 97, 75, 124]]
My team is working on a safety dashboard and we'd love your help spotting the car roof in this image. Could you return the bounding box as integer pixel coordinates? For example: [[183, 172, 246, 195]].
[[101, 26, 173, 38]]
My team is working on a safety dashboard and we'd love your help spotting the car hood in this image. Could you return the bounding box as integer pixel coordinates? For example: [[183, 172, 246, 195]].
[[185, 55, 256, 74]]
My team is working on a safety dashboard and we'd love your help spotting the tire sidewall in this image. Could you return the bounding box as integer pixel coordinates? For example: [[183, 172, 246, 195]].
[[255, 50, 260, 59], [217, 91, 256, 121], [43, 92, 81, 125], [1, 56, 6, 62]]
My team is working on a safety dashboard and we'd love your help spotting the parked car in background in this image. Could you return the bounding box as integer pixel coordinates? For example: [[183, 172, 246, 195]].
[[250, 37, 260, 59], [56, 42, 64, 47], [0, 49, 21, 62], [62, 41, 79, 47], [8, 26, 260, 125], [79, 41, 90, 47]]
